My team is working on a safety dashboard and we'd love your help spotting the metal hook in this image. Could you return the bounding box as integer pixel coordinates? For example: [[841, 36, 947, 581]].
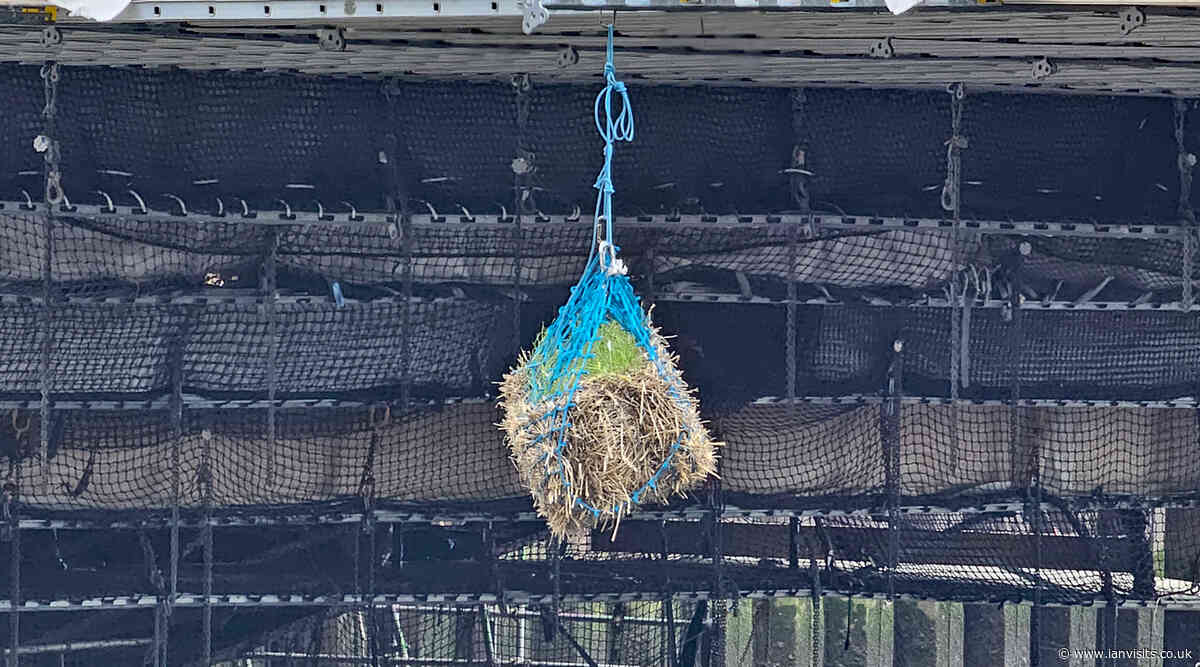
[[458, 205, 474, 222], [59, 191, 72, 211], [369, 405, 391, 428], [239, 199, 251, 218], [314, 200, 325, 219], [163, 194, 187, 216], [18, 190, 33, 210], [499, 204, 509, 220], [341, 201, 361, 221], [215, 197, 225, 217], [94, 190, 114, 213], [276, 199, 293, 220], [421, 201, 439, 220], [782, 167, 816, 178], [567, 205, 581, 222], [10, 410, 30, 439], [127, 189, 147, 215]]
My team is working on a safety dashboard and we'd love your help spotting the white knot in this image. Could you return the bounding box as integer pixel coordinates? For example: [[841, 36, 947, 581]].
[[598, 241, 627, 276]]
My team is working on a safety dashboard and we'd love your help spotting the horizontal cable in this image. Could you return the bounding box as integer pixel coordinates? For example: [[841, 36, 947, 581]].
[[2, 290, 1194, 312], [0, 293, 469, 307], [2, 393, 1196, 412], [0, 396, 490, 411], [0, 201, 1188, 238], [18, 496, 1200, 530], [751, 395, 1200, 409], [655, 292, 1200, 311], [0, 589, 1194, 612]]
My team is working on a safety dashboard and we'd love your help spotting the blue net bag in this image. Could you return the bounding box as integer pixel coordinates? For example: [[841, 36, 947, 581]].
[[498, 28, 719, 537]]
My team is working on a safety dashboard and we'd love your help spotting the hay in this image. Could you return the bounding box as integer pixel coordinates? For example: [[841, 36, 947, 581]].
[[499, 324, 720, 538]]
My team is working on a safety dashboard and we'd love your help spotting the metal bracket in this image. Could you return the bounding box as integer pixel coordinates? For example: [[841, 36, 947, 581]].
[[1119, 7, 1145, 36], [556, 45, 579, 68], [317, 28, 346, 52], [39, 26, 61, 48], [1032, 57, 1056, 80], [868, 37, 894, 59], [520, 0, 549, 35]]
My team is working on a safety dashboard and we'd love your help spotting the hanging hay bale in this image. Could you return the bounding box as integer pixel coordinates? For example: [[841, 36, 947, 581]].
[[498, 27, 718, 538], [499, 316, 719, 538]]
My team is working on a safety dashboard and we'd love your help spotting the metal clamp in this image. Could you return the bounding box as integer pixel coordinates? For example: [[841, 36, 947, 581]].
[[598, 240, 627, 276], [40, 26, 62, 48], [520, 0, 549, 35], [868, 37, 894, 59], [511, 72, 532, 94], [369, 405, 391, 428], [1119, 7, 1145, 36], [1032, 57, 1056, 80], [556, 46, 579, 68], [317, 27, 346, 52], [45, 170, 63, 206]]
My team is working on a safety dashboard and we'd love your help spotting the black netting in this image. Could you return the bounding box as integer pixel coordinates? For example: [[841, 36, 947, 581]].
[[3, 53, 1200, 666], [0, 299, 508, 402], [804, 88, 950, 218], [962, 92, 1178, 223], [0, 64, 1191, 225], [799, 306, 1200, 401]]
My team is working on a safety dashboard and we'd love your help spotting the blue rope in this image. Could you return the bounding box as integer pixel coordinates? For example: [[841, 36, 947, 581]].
[[519, 30, 692, 519], [588, 24, 634, 269]]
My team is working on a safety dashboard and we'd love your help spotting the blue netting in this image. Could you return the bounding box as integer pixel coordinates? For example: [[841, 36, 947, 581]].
[[518, 27, 693, 519]]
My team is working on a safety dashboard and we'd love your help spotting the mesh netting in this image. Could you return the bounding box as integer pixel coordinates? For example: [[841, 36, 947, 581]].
[[2, 57, 1200, 664], [208, 601, 704, 666], [0, 64, 1189, 224]]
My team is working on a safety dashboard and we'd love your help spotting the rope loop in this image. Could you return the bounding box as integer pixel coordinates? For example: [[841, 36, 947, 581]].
[[590, 24, 635, 263]]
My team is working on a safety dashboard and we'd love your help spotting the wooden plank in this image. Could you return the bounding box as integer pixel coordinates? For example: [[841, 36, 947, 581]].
[[591, 520, 1143, 571], [340, 29, 1200, 63], [334, 9, 1200, 47], [8, 26, 1200, 95]]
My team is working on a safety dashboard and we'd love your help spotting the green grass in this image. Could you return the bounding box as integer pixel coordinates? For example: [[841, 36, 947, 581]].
[[584, 321, 644, 377], [530, 320, 646, 395]]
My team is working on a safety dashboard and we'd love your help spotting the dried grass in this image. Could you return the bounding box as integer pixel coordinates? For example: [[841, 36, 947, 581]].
[[499, 326, 720, 538]]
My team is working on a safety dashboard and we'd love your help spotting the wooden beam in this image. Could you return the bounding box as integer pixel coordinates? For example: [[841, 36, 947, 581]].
[[6, 25, 1200, 96]]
